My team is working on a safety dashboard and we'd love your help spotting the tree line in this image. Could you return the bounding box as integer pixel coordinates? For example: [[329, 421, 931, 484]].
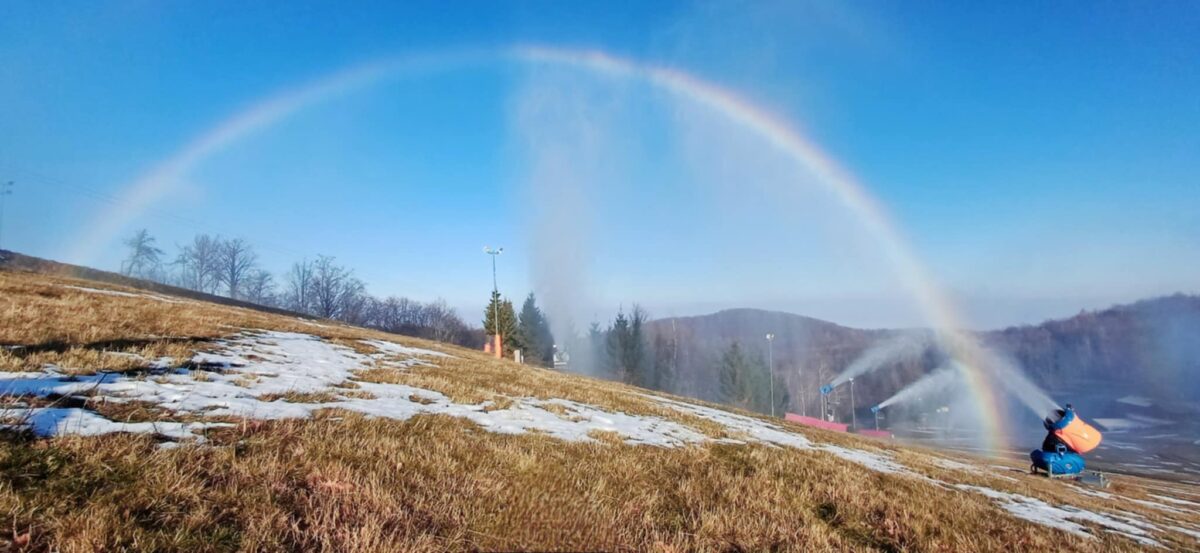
[[484, 295, 788, 416], [123, 229, 791, 416], [575, 311, 789, 416], [120, 229, 481, 347], [482, 291, 556, 367]]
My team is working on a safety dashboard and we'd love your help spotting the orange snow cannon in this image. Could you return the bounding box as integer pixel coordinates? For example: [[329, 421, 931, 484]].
[[1046, 406, 1102, 454]]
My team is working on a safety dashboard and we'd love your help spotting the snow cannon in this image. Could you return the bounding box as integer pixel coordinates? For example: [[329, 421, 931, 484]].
[[820, 384, 833, 396], [1030, 445, 1086, 478], [1044, 405, 1103, 454], [1030, 404, 1103, 479], [870, 405, 880, 414]]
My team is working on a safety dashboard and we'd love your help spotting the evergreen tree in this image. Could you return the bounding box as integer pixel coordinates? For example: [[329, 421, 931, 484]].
[[604, 310, 630, 380], [518, 292, 555, 367], [651, 330, 676, 392], [719, 341, 756, 409], [716, 341, 788, 415], [482, 291, 521, 356], [604, 307, 650, 385], [769, 373, 791, 417], [626, 305, 650, 387], [583, 321, 605, 376]]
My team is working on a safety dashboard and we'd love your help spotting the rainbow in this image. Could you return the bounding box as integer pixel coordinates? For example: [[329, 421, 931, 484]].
[[71, 45, 1013, 451]]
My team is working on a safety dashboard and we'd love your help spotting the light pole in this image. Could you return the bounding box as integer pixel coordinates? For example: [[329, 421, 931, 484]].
[[484, 246, 503, 358], [820, 384, 832, 422], [766, 333, 775, 417], [0, 181, 12, 253], [849, 376, 857, 430], [798, 369, 807, 417]]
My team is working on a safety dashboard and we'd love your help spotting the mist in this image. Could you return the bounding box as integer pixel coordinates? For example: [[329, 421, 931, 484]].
[[877, 361, 963, 410], [512, 66, 627, 375], [830, 331, 930, 389], [975, 346, 1061, 419]]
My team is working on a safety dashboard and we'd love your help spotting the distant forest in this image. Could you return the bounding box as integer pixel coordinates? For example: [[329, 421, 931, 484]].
[[119, 229, 483, 348], [118, 229, 1200, 417]]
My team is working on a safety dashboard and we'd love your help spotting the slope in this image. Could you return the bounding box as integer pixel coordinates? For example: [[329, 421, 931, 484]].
[[0, 268, 1197, 551]]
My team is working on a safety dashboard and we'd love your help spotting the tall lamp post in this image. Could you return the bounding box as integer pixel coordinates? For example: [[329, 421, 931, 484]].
[[849, 376, 857, 430], [484, 246, 503, 358], [765, 333, 776, 417], [798, 374, 807, 417]]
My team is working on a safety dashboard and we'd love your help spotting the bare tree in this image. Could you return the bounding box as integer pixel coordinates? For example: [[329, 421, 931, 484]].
[[425, 299, 468, 344], [121, 229, 164, 279], [310, 256, 349, 318], [336, 277, 370, 324], [360, 295, 473, 345], [285, 259, 315, 314], [242, 269, 277, 306], [217, 238, 257, 299], [174, 234, 222, 293]]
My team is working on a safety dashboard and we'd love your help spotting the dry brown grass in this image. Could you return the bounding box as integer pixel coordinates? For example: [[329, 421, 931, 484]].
[[0, 268, 1196, 551], [0, 411, 1176, 552], [258, 391, 341, 404], [0, 270, 454, 371]]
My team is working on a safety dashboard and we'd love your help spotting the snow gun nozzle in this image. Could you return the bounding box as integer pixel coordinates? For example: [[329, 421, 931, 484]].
[[820, 384, 833, 396], [870, 405, 880, 414]]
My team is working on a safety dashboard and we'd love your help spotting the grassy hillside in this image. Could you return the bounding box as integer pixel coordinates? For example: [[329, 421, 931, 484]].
[[0, 268, 1197, 551]]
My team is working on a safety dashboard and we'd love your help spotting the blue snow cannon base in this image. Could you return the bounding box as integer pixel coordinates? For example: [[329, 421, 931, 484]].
[[1030, 446, 1086, 477]]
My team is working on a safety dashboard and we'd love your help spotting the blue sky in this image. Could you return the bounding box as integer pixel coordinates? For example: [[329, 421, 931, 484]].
[[2, 1, 1197, 329]]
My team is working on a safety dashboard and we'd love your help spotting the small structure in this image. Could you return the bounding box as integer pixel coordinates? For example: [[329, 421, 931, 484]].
[[786, 413, 848, 433], [552, 347, 570, 370], [483, 334, 503, 358]]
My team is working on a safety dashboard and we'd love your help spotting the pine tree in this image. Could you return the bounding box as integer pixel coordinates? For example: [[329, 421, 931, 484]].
[[719, 341, 755, 409], [651, 331, 676, 392], [604, 310, 630, 380], [626, 305, 650, 387], [518, 293, 555, 367], [603, 307, 650, 385], [583, 321, 604, 376], [716, 341, 786, 415], [482, 291, 521, 356]]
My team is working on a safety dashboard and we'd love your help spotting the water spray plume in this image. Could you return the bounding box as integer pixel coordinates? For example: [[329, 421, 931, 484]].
[[877, 362, 964, 410], [829, 332, 928, 389], [972, 347, 1061, 417]]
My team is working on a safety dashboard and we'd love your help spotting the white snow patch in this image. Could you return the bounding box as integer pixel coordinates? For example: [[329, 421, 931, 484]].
[[0, 331, 713, 448], [957, 485, 1162, 546], [1073, 487, 1115, 500], [1097, 415, 1174, 432], [1129, 498, 1190, 515], [1166, 525, 1200, 541], [1149, 494, 1200, 509], [63, 285, 186, 304], [294, 319, 333, 329], [931, 457, 974, 471], [646, 395, 910, 475], [101, 351, 175, 369], [819, 444, 910, 474], [1117, 395, 1154, 408], [0, 407, 228, 442], [360, 339, 450, 369]]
